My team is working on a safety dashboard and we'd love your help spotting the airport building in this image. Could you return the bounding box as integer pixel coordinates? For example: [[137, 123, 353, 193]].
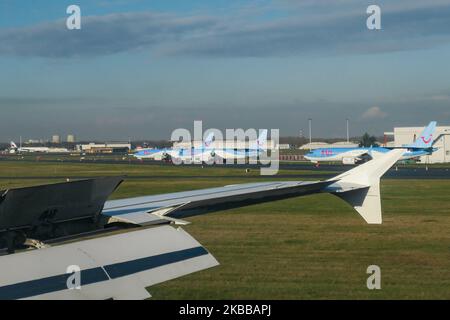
[[51, 135, 61, 144], [277, 143, 291, 150], [76, 142, 131, 154], [385, 125, 450, 163]]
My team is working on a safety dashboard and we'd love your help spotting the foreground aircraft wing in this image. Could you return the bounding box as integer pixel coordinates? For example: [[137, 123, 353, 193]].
[[0, 149, 404, 299], [102, 180, 334, 224], [0, 226, 218, 300]]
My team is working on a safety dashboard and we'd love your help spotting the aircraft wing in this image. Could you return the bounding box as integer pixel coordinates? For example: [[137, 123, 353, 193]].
[[102, 180, 334, 225], [349, 149, 372, 159], [0, 226, 218, 300]]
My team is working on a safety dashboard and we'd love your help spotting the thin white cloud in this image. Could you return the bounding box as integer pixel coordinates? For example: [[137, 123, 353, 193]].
[[361, 106, 387, 120]]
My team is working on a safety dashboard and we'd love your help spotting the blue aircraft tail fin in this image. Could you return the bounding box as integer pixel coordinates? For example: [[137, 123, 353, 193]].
[[402, 121, 436, 149], [203, 132, 215, 148], [250, 129, 268, 150]]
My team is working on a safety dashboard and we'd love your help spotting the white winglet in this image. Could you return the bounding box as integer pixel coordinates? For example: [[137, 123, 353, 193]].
[[326, 149, 405, 224]]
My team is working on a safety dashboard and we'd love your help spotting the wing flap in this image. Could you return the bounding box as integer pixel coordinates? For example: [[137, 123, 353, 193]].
[[104, 202, 193, 226], [105, 211, 167, 225]]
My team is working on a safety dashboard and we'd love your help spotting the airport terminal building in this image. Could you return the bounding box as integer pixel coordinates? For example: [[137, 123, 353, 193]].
[[76, 142, 131, 154], [386, 125, 450, 163]]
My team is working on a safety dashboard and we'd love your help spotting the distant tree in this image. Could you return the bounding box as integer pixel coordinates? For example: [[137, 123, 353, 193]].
[[359, 133, 379, 147]]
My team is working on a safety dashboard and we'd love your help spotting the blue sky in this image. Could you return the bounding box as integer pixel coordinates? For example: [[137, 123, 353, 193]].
[[1, 0, 450, 140]]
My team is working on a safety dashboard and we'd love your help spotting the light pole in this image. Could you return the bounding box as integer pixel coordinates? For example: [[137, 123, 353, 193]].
[[308, 118, 312, 148], [346, 118, 349, 143]]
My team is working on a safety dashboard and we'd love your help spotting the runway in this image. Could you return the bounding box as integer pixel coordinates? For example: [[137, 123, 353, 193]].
[[1, 157, 450, 179]]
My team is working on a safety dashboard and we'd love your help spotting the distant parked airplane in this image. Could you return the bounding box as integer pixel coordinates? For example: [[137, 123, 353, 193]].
[[214, 129, 268, 161], [9, 141, 70, 154], [133, 133, 215, 163], [132, 146, 172, 161], [134, 130, 269, 164], [304, 121, 437, 164]]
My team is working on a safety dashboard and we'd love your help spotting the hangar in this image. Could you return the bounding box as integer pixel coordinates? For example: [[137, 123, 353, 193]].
[[385, 125, 450, 163], [76, 142, 131, 154]]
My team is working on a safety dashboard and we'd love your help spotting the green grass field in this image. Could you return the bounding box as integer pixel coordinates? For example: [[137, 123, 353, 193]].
[[0, 160, 449, 299]]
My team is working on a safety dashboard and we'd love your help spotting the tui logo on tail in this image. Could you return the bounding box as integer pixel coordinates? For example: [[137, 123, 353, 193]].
[[421, 135, 432, 144], [402, 121, 436, 149]]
